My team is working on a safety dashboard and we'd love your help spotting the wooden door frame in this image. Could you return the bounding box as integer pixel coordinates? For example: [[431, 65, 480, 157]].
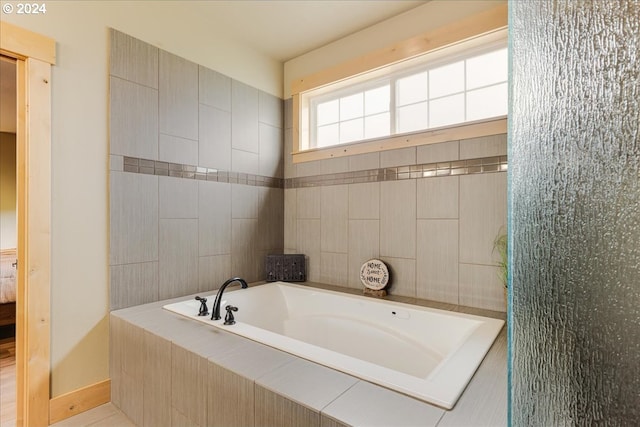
[[0, 22, 55, 427]]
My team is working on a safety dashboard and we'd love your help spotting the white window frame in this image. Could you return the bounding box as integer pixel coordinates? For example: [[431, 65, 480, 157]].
[[291, 5, 508, 164]]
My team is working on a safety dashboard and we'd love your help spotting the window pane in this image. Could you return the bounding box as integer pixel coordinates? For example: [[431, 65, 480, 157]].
[[317, 99, 339, 126], [340, 93, 363, 121], [466, 82, 508, 121], [429, 61, 464, 98], [365, 86, 390, 115], [429, 94, 464, 128], [397, 102, 428, 133], [317, 123, 339, 147], [340, 118, 364, 143], [466, 48, 508, 89], [365, 112, 390, 139], [397, 72, 428, 106]]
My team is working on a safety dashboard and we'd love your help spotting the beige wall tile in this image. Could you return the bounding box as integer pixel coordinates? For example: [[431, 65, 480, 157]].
[[459, 134, 507, 159], [231, 219, 260, 282], [199, 66, 231, 111], [416, 140, 459, 163], [349, 182, 380, 220], [380, 146, 416, 168], [380, 256, 416, 297], [459, 172, 507, 265], [255, 385, 320, 427], [199, 104, 231, 170], [159, 176, 198, 219], [284, 189, 297, 251], [257, 187, 284, 251], [110, 262, 158, 310], [297, 187, 321, 219], [380, 180, 416, 259], [348, 220, 380, 289], [416, 220, 459, 304], [297, 219, 321, 282], [207, 363, 254, 427], [110, 29, 158, 88], [284, 128, 296, 179], [417, 176, 459, 219], [143, 332, 171, 427], [320, 252, 348, 285], [231, 148, 260, 175], [231, 184, 259, 219], [159, 133, 198, 165], [321, 157, 350, 175], [198, 255, 231, 293], [231, 81, 260, 153], [259, 123, 284, 178], [198, 181, 231, 256], [159, 219, 199, 299], [172, 344, 208, 427], [159, 51, 198, 141], [321, 185, 348, 253], [259, 91, 283, 128], [459, 263, 506, 312], [349, 152, 380, 171]]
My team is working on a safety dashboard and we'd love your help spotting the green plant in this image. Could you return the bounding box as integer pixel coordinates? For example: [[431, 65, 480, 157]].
[[493, 230, 508, 289]]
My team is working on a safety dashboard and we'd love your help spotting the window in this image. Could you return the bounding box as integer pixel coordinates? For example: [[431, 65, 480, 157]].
[[307, 43, 507, 150]]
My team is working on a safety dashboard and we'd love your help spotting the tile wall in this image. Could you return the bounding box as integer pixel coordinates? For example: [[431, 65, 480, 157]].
[[284, 99, 507, 312], [109, 30, 284, 310]]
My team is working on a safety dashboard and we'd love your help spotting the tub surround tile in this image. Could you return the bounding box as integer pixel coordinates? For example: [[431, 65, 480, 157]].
[[459, 172, 507, 265], [231, 219, 260, 282], [416, 220, 459, 305], [348, 152, 380, 172], [320, 253, 348, 286], [231, 80, 260, 153], [110, 155, 124, 172], [198, 181, 232, 256], [320, 415, 349, 427], [159, 51, 198, 141], [380, 146, 416, 168], [199, 66, 231, 112], [296, 219, 321, 282], [207, 363, 255, 427], [347, 220, 380, 289], [159, 176, 198, 219], [110, 77, 158, 159], [321, 381, 445, 427], [255, 385, 320, 427], [284, 128, 297, 179], [199, 104, 231, 171], [259, 91, 284, 128], [459, 263, 506, 312], [172, 344, 208, 427], [231, 149, 260, 175], [284, 98, 293, 130], [213, 338, 295, 380], [110, 29, 159, 88], [159, 219, 199, 299], [110, 172, 158, 265], [198, 255, 231, 293], [297, 187, 321, 219], [380, 180, 416, 259], [320, 185, 348, 253], [110, 262, 159, 310], [256, 358, 358, 412], [257, 187, 285, 251], [380, 257, 416, 298], [231, 184, 259, 219], [417, 176, 459, 219], [417, 140, 460, 164], [459, 133, 507, 159], [259, 124, 284, 178], [143, 331, 172, 427], [321, 157, 350, 175], [348, 182, 380, 220], [284, 189, 297, 251], [296, 159, 322, 178], [158, 133, 198, 166]]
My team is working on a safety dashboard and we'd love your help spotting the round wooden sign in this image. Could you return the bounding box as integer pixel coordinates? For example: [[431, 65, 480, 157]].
[[359, 259, 389, 290]]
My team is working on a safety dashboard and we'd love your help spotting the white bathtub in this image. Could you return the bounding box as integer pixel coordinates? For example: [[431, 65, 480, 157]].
[[163, 281, 504, 409]]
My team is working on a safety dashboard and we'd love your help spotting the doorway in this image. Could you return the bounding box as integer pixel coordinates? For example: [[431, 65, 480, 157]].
[[1, 22, 54, 427]]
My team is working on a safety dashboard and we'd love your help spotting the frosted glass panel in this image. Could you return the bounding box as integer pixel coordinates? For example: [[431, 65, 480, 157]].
[[510, 1, 640, 426], [317, 99, 338, 126], [317, 124, 338, 147], [467, 83, 507, 121], [365, 86, 390, 115], [339, 118, 363, 143], [364, 112, 390, 139], [429, 94, 464, 128], [466, 48, 508, 90]]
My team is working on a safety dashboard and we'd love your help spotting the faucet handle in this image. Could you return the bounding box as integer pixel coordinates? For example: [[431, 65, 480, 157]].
[[195, 296, 209, 316], [224, 305, 238, 325]]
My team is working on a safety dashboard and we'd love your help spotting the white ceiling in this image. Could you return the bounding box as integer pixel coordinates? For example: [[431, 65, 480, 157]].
[[0, 1, 428, 133], [178, 1, 427, 62]]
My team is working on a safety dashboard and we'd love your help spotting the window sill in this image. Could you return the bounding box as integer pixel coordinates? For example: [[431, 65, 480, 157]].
[[292, 116, 507, 164]]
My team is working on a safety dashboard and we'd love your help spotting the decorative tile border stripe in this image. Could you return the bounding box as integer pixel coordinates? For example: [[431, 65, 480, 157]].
[[285, 155, 508, 188], [122, 156, 285, 188], [120, 155, 506, 189]]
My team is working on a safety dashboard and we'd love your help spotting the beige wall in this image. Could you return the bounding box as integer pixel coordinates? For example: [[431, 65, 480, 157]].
[[283, 0, 506, 98], [3, 2, 282, 397], [0, 133, 16, 249]]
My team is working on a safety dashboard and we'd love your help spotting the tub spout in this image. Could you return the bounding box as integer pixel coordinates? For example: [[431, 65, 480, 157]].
[[211, 277, 248, 320]]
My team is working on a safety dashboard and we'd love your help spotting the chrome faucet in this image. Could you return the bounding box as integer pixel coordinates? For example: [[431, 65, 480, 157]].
[[211, 277, 248, 321]]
